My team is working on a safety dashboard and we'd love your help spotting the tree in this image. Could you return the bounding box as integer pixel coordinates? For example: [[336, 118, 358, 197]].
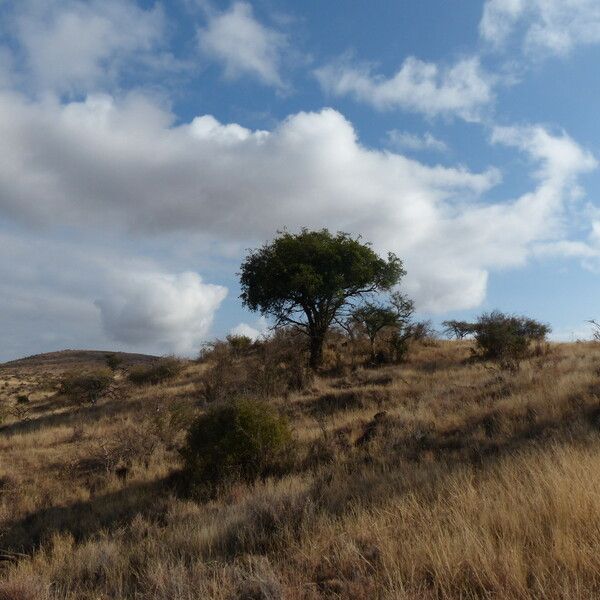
[[351, 292, 414, 363], [239, 229, 404, 369], [352, 304, 398, 363], [442, 320, 475, 339], [472, 311, 550, 363]]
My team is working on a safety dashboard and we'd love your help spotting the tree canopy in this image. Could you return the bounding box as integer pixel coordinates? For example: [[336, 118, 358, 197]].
[[239, 228, 404, 368]]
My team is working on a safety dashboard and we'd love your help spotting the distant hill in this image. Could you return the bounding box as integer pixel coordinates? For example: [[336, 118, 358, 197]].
[[0, 349, 161, 373]]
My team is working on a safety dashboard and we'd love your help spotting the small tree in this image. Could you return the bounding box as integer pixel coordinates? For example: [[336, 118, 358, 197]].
[[472, 311, 550, 363], [351, 292, 414, 363], [588, 319, 600, 342], [442, 320, 475, 340], [239, 229, 403, 369], [61, 370, 113, 404]]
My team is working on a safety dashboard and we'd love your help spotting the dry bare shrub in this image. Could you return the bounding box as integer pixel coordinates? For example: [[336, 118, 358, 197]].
[[60, 369, 113, 404], [199, 330, 313, 404], [198, 344, 246, 404], [128, 358, 184, 386], [78, 423, 160, 478], [148, 397, 197, 447]]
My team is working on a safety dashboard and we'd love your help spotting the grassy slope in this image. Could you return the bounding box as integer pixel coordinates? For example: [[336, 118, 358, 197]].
[[1, 342, 600, 598]]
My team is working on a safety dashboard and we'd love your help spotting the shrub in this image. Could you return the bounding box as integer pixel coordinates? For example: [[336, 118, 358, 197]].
[[199, 329, 313, 403], [60, 370, 113, 404], [181, 398, 294, 496], [226, 334, 255, 356], [472, 311, 550, 364], [105, 353, 122, 371], [128, 358, 183, 386]]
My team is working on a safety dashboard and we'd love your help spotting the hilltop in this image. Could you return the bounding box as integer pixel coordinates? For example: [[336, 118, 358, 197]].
[[0, 349, 160, 371], [1, 339, 600, 598]]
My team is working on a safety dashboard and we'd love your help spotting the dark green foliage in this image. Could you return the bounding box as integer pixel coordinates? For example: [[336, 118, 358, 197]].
[[181, 398, 294, 496], [128, 358, 183, 386], [61, 370, 113, 404], [472, 311, 551, 363], [352, 304, 399, 359], [239, 228, 404, 369]]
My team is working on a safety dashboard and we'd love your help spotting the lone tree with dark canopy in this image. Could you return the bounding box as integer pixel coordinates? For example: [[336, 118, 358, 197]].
[[239, 229, 404, 369]]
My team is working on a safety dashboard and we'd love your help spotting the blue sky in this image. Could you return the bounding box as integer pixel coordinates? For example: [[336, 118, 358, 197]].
[[1, 0, 600, 360]]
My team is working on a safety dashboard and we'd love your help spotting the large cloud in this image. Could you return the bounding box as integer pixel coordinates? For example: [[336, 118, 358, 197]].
[[0, 90, 595, 314], [96, 271, 227, 355], [0, 230, 227, 360]]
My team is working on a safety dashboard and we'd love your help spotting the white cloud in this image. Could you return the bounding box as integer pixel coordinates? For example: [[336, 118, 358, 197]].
[[0, 230, 227, 360], [315, 56, 494, 120], [480, 0, 600, 56], [198, 2, 287, 88], [230, 317, 269, 341], [0, 90, 595, 316], [387, 130, 448, 152], [96, 271, 227, 355], [7, 0, 165, 94]]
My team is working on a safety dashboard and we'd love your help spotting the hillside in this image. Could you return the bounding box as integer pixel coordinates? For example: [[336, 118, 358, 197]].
[[2, 340, 600, 598], [0, 350, 161, 408], [0, 349, 160, 371]]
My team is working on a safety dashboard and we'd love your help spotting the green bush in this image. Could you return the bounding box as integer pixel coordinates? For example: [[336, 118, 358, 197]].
[[472, 311, 550, 363], [181, 398, 294, 496], [61, 369, 113, 404], [128, 358, 183, 386]]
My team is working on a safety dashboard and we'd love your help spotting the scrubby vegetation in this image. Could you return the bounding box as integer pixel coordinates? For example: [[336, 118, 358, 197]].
[[128, 358, 184, 386], [0, 232, 588, 598], [60, 369, 113, 404], [2, 332, 600, 598], [181, 398, 294, 497]]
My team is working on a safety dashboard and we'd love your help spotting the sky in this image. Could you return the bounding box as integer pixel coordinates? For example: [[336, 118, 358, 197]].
[[1, 0, 600, 360]]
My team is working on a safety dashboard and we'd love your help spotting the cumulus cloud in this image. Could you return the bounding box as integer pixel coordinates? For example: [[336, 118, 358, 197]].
[[2, 0, 166, 95], [480, 0, 600, 56], [230, 317, 269, 341], [0, 229, 227, 360], [96, 271, 227, 355], [198, 2, 287, 88], [387, 130, 448, 153], [315, 56, 494, 120], [0, 89, 595, 314]]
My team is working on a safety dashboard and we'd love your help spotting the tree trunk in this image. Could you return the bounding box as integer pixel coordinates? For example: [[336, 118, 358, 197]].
[[369, 336, 376, 364], [308, 332, 325, 370]]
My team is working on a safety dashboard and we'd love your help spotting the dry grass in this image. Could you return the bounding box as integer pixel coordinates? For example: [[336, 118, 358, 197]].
[[2, 341, 600, 598]]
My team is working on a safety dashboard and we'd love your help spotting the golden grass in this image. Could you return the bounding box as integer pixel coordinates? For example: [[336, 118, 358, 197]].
[[2, 341, 600, 598]]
